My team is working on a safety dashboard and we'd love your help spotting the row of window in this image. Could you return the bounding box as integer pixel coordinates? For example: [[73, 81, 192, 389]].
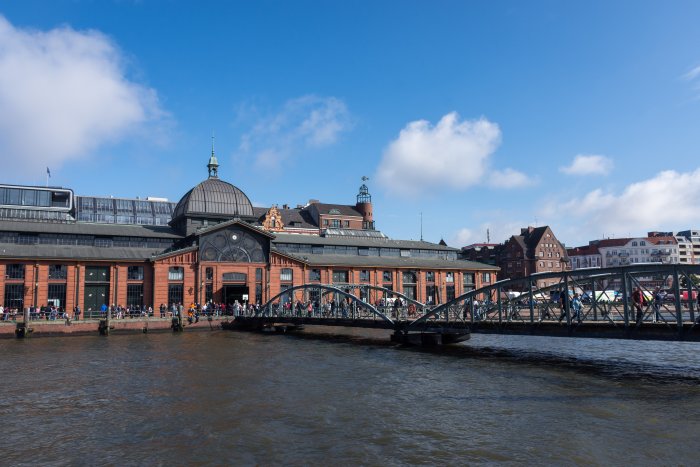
[[0, 187, 71, 209], [0, 208, 72, 221], [274, 243, 459, 260], [4, 264, 146, 281], [323, 219, 351, 228], [76, 197, 174, 215], [4, 265, 488, 288], [0, 232, 174, 249], [298, 269, 485, 285]]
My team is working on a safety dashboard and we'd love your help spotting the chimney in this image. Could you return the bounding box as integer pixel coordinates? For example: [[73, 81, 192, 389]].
[[282, 204, 288, 210]]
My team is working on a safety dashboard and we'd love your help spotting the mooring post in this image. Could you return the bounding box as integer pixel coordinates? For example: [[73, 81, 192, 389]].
[[172, 309, 184, 332], [15, 307, 32, 338], [98, 306, 111, 336]]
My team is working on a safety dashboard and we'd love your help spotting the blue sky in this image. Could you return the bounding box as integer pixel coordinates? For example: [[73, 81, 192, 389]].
[[2, 1, 700, 247]]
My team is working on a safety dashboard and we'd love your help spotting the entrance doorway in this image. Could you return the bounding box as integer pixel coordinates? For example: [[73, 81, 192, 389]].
[[222, 285, 249, 305], [84, 284, 109, 311]]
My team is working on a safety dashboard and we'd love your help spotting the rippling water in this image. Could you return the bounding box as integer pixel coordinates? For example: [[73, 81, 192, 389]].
[[1, 329, 699, 465]]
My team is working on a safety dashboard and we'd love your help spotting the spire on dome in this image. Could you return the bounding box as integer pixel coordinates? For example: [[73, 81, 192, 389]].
[[207, 133, 219, 178]]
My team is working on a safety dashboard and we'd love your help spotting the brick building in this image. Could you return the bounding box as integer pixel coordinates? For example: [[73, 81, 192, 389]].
[[462, 226, 569, 290], [0, 151, 497, 314], [499, 226, 569, 288]]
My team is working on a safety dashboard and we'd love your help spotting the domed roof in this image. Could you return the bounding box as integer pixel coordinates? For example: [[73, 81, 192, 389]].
[[172, 177, 254, 220]]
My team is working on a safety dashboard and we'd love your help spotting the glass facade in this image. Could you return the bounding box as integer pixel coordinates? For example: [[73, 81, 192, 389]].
[[0, 185, 71, 210], [3, 284, 24, 309], [168, 284, 183, 306], [49, 264, 67, 280], [5, 264, 25, 280], [127, 266, 144, 281], [47, 283, 66, 308], [127, 284, 144, 308], [75, 196, 175, 225], [309, 269, 321, 281]]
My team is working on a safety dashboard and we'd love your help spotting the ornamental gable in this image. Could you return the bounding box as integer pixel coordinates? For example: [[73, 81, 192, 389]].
[[199, 224, 269, 263], [262, 206, 284, 231]]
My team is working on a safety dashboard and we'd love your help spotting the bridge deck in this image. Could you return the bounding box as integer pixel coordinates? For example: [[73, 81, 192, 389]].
[[229, 316, 700, 341]]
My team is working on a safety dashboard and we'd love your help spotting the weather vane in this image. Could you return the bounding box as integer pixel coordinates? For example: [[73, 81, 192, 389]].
[[361, 176, 369, 182]]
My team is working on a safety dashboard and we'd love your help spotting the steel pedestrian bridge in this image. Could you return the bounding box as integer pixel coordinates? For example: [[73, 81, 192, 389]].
[[231, 264, 700, 343]]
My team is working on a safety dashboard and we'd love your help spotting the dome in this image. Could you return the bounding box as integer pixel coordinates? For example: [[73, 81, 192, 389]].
[[172, 177, 254, 220]]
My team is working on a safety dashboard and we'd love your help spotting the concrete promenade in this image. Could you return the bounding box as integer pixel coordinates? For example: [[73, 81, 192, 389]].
[[0, 316, 228, 339]]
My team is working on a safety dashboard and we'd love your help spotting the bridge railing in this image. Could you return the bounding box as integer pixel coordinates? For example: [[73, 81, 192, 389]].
[[261, 284, 395, 325], [409, 264, 700, 333]]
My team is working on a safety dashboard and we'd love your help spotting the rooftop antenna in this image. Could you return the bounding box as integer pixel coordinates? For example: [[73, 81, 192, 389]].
[[420, 212, 423, 241], [487, 228, 490, 243]]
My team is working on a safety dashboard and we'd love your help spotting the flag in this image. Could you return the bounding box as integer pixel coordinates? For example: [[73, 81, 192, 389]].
[[46, 167, 51, 178]]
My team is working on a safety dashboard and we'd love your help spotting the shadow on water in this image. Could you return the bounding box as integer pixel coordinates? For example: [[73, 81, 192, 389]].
[[271, 327, 700, 385]]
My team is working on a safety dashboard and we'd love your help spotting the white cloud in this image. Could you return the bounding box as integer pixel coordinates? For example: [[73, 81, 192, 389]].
[[237, 95, 352, 171], [560, 154, 614, 176], [682, 65, 700, 82], [489, 168, 535, 188], [376, 112, 530, 197], [0, 16, 165, 178], [542, 168, 700, 244]]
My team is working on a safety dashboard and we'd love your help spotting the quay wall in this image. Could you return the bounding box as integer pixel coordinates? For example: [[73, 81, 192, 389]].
[[0, 317, 227, 339]]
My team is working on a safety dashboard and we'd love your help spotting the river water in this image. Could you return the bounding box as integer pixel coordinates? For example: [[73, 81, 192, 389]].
[[1, 328, 699, 466]]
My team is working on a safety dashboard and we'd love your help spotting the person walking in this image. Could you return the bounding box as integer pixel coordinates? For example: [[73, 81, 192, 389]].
[[571, 293, 582, 323], [558, 290, 569, 322], [632, 287, 646, 325]]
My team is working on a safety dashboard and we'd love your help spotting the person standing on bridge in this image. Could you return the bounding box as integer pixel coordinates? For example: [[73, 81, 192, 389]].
[[632, 287, 646, 325], [558, 290, 569, 322], [571, 293, 582, 324]]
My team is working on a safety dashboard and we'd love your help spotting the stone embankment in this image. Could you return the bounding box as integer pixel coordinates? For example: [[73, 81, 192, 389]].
[[0, 317, 227, 339]]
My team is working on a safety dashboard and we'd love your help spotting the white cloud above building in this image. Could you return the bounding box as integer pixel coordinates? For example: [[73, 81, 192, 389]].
[[0, 15, 165, 178], [542, 168, 700, 244], [237, 95, 352, 172], [376, 112, 530, 197]]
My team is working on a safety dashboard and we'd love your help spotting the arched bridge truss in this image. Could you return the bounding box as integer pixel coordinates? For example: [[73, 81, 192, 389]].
[[409, 263, 700, 340], [234, 265, 700, 340]]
